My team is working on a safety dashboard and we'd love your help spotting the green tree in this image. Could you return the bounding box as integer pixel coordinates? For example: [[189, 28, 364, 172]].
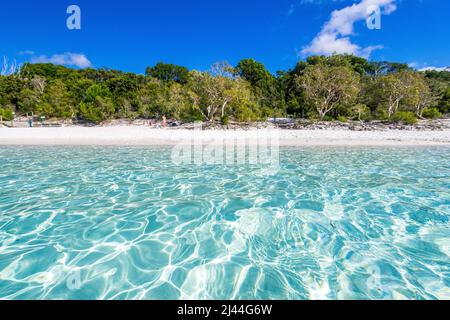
[[236, 58, 285, 117], [145, 62, 190, 84], [188, 62, 255, 122], [424, 70, 450, 114], [79, 96, 115, 123], [78, 84, 115, 122], [296, 62, 360, 120], [376, 71, 427, 119], [36, 80, 74, 118], [1, 58, 446, 124], [0, 76, 23, 110], [18, 88, 40, 114], [410, 74, 437, 118], [137, 78, 165, 118]]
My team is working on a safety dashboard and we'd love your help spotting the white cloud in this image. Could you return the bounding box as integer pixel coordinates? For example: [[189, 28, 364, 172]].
[[30, 52, 92, 68], [408, 62, 449, 72], [418, 66, 449, 72], [301, 0, 397, 58]]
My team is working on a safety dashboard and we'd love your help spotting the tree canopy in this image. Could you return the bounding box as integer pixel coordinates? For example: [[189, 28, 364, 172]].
[[0, 56, 448, 124]]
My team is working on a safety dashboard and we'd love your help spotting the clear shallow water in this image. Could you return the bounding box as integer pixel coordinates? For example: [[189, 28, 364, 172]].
[[0, 146, 449, 300]]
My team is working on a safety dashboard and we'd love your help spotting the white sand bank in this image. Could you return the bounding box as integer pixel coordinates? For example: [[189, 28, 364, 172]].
[[1, 126, 450, 146]]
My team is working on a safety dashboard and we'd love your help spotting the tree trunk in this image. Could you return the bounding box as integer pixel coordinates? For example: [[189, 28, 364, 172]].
[[318, 111, 325, 120], [221, 101, 228, 118]]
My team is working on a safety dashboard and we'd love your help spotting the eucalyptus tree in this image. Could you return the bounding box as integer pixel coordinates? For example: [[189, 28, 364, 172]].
[[297, 62, 360, 120], [376, 71, 432, 119], [188, 62, 256, 121], [411, 75, 437, 118]]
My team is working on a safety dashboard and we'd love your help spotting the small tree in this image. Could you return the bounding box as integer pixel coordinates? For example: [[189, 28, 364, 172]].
[[188, 62, 240, 121], [137, 78, 164, 118], [161, 82, 197, 119], [78, 84, 115, 122], [377, 71, 430, 119], [351, 104, 370, 121], [411, 76, 437, 118], [378, 73, 405, 118], [188, 67, 256, 122], [297, 63, 360, 120], [36, 80, 74, 118]]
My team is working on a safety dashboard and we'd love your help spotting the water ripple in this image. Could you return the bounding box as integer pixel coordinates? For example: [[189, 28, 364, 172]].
[[0, 146, 449, 299]]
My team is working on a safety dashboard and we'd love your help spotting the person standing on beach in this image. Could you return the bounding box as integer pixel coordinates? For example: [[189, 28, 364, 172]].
[[162, 115, 167, 128], [28, 116, 33, 128]]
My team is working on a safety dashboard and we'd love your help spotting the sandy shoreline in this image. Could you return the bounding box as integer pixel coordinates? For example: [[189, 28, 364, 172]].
[[1, 126, 450, 146]]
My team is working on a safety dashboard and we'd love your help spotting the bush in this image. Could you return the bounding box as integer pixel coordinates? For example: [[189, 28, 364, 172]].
[[351, 104, 371, 121], [392, 111, 418, 125], [0, 108, 14, 121], [234, 103, 260, 122], [78, 102, 103, 123], [221, 115, 229, 125], [422, 108, 442, 119], [336, 116, 348, 123], [375, 108, 390, 121], [179, 112, 204, 122]]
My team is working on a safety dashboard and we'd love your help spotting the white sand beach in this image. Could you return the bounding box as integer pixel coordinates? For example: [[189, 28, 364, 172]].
[[1, 126, 450, 146]]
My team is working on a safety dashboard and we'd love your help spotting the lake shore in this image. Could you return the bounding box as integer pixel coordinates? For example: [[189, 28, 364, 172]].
[[1, 126, 450, 146]]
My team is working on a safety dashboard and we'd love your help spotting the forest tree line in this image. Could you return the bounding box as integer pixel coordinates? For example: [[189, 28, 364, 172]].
[[0, 54, 449, 124]]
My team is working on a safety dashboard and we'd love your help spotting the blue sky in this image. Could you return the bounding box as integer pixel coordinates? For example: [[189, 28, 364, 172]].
[[1, 0, 449, 73]]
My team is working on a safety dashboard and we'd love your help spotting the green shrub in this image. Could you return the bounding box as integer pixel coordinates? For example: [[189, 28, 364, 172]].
[[180, 113, 204, 122], [351, 104, 371, 121], [336, 116, 348, 123], [221, 115, 229, 125], [392, 111, 418, 125], [0, 108, 14, 121], [234, 103, 260, 122], [422, 108, 442, 119], [375, 108, 390, 121], [78, 102, 103, 123], [306, 112, 319, 121]]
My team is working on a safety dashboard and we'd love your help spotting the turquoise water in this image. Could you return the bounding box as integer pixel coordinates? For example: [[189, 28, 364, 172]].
[[0, 146, 449, 300]]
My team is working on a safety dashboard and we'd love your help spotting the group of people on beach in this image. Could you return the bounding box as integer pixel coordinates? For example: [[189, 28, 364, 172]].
[[160, 115, 180, 127], [144, 115, 179, 128]]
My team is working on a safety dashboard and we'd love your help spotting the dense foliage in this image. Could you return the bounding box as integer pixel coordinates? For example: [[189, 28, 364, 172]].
[[0, 55, 448, 123]]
